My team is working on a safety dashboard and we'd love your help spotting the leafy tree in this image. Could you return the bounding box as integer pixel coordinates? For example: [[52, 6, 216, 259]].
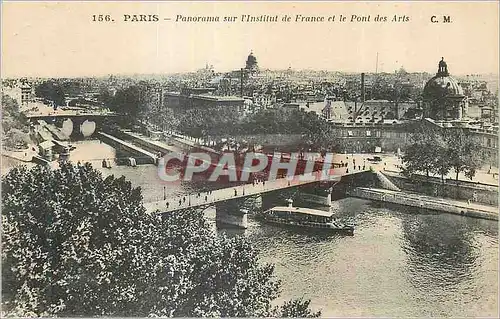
[[35, 81, 66, 106], [1, 94, 30, 150], [402, 122, 485, 181], [110, 85, 143, 118], [278, 298, 321, 317], [445, 129, 485, 181], [402, 123, 447, 178], [2, 163, 320, 317], [97, 88, 115, 108], [147, 104, 180, 133], [434, 135, 451, 183]]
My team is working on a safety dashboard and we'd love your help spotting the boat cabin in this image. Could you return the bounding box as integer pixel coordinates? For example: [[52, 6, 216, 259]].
[[267, 206, 334, 223]]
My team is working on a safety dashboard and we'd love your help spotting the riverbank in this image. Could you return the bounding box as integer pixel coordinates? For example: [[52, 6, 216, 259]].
[[348, 187, 498, 221]]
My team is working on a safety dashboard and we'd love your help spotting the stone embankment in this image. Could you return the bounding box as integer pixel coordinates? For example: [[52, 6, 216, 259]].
[[348, 187, 498, 221]]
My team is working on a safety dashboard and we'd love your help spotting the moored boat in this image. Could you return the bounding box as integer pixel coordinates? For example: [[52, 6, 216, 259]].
[[256, 199, 354, 234]]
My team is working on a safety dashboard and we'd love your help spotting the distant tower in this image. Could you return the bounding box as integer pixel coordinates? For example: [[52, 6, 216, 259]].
[[245, 51, 258, 73]]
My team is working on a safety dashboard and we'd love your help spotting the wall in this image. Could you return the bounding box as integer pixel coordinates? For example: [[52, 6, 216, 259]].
[[383, 171, 498, 206], [331, 171, 379, 199], [349, 187, 498, 221]]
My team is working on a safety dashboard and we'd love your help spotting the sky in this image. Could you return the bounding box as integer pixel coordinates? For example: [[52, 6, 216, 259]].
[[1, 1, 499, 78]]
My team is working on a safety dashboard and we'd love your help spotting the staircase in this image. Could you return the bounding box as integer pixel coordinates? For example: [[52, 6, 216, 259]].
[[375, 171, 401, 191]]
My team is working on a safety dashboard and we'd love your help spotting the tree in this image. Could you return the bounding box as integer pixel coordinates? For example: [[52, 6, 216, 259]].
[[445, 129, 485, 181], [434, 135, 451, 183], [110, 85, 143, 118], [35, 81, 66, 106], [402, 122, 485, 182], [1, 94, 30, 150], [278, 298, 321, 318], [2, 163, 319, 317], [402, 123, 448, 178]]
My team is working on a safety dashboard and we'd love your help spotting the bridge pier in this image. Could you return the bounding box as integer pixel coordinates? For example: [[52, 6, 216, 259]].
[[260, 183, 334, 211], [215, 198, 248, 229], [296, 182, 334, 207], [261, 188, 298, 211]]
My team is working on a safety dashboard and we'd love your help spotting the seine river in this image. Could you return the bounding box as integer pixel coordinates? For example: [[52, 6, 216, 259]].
[[99, 164, 499, 318]]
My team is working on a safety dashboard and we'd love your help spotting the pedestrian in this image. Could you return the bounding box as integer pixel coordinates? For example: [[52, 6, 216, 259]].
[[205, 195, 208, 202], [346, 168, 349, 174], [166, 202, 169, 209], [183, 197, 186, 203], [178, 199, 182, 206], [243, 188, 245, 195], [234, 189, 237, 196], [363, 165, 365, 170], [358, 165, 361, 170], [263, 180, 266, 186], [472, 191, 478, 202]]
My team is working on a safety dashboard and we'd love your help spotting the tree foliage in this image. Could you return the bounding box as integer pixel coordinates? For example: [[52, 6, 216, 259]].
[[109, 85, 143, 118], [35, 81, 66, 106], [175, 107, 338, 151], [1, 94, 30, 150], [2, 163, 320, 317], [402, 124, 447, 178], [402, 122, 485, 181], [444, 129, 485, 181]]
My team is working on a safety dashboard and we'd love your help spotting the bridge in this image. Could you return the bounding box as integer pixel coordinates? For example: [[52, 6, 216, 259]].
[[25, 107, 119, 139], [25, 109, 118, 120], [144, 168, 373, 228]]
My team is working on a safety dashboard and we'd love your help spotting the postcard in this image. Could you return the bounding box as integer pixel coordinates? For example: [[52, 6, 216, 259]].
[[1, 1, 498, 317]]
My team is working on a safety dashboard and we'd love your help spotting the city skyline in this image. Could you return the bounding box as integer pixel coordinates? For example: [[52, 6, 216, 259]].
[[1, 1, 499, 78]]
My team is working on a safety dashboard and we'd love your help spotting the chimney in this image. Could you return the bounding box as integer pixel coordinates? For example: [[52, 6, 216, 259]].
[[361, 72, 365, 103], [240, 68, 244, 97]]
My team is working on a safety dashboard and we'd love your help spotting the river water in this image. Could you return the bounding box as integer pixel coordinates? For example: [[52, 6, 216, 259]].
[[97, 164, 498, 317]]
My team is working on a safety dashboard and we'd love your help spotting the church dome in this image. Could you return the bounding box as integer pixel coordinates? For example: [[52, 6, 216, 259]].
[[246, 51, 258, 70], [423, 58, 464, 100]]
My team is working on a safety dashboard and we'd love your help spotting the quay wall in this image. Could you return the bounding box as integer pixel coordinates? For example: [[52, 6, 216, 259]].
[[97, 132, 156, 165], [382, 170, 498, 206], [349, 187, 498, 221], [331, 171, 379, 199]]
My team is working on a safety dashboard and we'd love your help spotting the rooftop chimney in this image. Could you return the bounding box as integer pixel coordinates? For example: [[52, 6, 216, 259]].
[[361, 72, 365, 103]]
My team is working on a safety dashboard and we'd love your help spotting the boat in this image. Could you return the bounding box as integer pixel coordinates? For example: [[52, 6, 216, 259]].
[[256, 199, 354, 234]]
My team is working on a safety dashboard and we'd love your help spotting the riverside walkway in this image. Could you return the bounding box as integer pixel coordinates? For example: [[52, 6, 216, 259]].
[[120, 130, 184, 154], [349, 187, 498, 220], [97, 132, 157, 164]]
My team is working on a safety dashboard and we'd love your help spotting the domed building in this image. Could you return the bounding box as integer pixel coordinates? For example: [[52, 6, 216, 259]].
[[422, 58, 467, 120], [245, 51, 258, 73]]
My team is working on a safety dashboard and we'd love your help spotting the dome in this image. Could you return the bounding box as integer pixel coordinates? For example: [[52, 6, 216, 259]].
[[422, 58, 467, 121], [246, 51, 258, 70], [423, 58, 464, 100], [423, 75, 464, 99], [247, 52, 257, 63]]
